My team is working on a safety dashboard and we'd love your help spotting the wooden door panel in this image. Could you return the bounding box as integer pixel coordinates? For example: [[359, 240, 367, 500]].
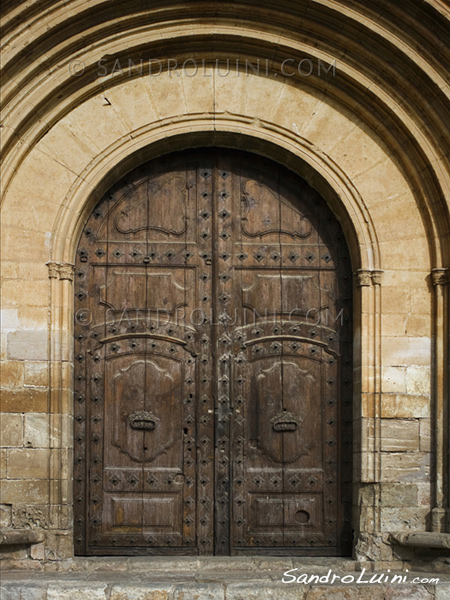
[[240, 177, 315, 242], [97, 267, 196, 316], [225, 152, 351, 555], [74, 149, 352, 556], [74, 154, 214, 555], [89, 338, 196, 550], [96, 174, 196, 243], [246, 357, 321, 465], [231, 337, 339, 551], [249, 494, 323, 533], [102, 493, 184, 544], [239, 269, 326, 319], [105, 355, 184, 464]]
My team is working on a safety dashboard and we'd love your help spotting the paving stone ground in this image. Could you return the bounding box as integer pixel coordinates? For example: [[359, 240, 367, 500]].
[[0, 557, 449, 599]]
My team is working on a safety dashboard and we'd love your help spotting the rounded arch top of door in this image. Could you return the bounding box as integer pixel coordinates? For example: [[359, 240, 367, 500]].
[[74, 148, 353, 556]]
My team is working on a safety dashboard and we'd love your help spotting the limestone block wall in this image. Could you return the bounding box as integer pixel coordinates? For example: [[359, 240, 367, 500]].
[[1, 0, 449, 565]]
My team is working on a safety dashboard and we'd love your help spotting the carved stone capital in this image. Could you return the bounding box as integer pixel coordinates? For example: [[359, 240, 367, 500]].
[[371, 269, 383, 286], [355, 269, 372, 287], [59, 263, 75, 281], [431, 268, 448, 286], [46, 261, 75, 282], [355, 269, 383, 287], [47, 261, 60, 279]]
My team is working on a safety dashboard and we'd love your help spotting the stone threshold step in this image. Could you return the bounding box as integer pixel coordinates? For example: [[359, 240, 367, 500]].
[[0, 556, 358, 574], [0, 578, 449, 600], [1, 562, 449, 600]]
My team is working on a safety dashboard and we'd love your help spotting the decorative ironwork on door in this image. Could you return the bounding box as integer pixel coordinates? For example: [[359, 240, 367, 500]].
[[74, 149, 352, 556]]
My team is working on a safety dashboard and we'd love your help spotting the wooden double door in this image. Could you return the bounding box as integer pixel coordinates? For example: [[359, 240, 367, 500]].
[[74, 149, 352, 556]]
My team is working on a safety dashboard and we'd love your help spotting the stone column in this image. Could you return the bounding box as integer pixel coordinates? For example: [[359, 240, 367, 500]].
[[354, 268, 384, 558], [431, 267, 449, 533], [46, 261, 75, 558]]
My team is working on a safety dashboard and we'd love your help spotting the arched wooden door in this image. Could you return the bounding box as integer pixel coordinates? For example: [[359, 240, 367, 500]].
[[74, 149, 352, 556]]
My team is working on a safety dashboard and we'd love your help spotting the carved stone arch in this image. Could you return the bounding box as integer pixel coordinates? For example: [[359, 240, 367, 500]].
[[44, 123, 389, 557], [52, 124, 379, 273]]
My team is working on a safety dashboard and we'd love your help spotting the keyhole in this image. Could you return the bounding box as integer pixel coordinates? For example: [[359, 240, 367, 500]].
[[144, 446, 148, 451]]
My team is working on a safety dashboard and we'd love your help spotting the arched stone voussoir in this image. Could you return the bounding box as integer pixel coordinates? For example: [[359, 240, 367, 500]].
[[44, 114, 386, 274], [1, 25, 449, 266]]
